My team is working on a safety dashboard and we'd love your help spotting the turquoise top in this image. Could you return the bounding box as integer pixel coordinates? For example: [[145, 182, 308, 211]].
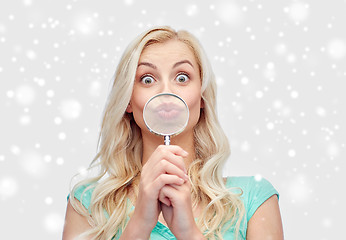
[[70, 176, 279, 239]]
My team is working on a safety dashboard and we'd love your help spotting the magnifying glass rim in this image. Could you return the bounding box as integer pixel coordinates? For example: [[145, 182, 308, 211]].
[[143, 92, 189, 137]]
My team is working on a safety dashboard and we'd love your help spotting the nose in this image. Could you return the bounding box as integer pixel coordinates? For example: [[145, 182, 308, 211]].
[[160, 79, 173, 94]]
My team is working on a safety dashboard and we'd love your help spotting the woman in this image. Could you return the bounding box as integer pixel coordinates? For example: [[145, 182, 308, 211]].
[[63, 26, 284, 240]]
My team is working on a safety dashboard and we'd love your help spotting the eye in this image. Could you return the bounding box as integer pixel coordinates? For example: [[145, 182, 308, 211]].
[[175, 73, 189, 83], [141, 75, 155, 84]]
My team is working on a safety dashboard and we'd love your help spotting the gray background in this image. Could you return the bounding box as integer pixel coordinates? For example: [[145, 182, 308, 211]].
[[0, 0, 345, 239]]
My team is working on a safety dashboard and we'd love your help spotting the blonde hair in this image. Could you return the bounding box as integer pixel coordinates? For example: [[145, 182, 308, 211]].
[[70, 26, 245, 239]]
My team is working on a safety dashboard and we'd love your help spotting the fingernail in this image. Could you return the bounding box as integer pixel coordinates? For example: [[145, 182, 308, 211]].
[[183, 150, 188, 156], [184, 174, 189, 181]]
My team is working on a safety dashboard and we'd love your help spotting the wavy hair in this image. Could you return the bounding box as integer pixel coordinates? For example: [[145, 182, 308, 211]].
[[69, 26, 245, 240]]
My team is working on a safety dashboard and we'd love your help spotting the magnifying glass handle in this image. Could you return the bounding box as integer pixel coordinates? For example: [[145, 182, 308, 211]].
[[164, 135, 170, 145]]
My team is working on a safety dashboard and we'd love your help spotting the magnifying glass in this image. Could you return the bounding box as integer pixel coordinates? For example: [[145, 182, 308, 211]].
[[143, 93, 189, 145]]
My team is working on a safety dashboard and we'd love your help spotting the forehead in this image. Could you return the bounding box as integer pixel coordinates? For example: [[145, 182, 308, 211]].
[[139, 40, 197, 63]]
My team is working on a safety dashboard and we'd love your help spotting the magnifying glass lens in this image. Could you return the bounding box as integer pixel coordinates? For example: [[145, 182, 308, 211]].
[[143, 93, 189, 145]]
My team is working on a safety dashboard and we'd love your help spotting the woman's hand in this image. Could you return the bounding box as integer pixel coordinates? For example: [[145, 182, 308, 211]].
[[124, 145, 189, 239], [160, 180, 205, 240]]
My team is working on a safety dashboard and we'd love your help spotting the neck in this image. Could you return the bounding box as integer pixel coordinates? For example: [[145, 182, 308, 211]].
[[141, 130, 196, 168]]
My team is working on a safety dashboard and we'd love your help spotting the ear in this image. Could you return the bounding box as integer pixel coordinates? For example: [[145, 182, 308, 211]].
[[126, 102, 133, 113]]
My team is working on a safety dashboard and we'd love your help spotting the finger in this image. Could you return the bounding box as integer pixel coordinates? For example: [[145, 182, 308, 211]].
[[164, 145, 189, 157], [142, 145, 188, 174], [159, 190, 171, 206], [161, 182, 192, 204], [164, 153, 187, 174], [153, 159, 188, 181], [143, 159, 187, 184], [155, 145, 188, 173], [151, 174, 185, 197], [160, 185, 180, 206], [158, 183, 183, 206]]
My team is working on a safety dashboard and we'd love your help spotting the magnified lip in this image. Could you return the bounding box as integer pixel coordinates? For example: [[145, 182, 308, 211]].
[[156, 102, 183, 112], [155, 103, 182, 120]]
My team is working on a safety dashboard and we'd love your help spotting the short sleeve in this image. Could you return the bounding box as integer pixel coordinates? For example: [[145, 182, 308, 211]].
[[246, 177, 279, 221], [226, 176, 279, 222], [67, 184, 95, 210]]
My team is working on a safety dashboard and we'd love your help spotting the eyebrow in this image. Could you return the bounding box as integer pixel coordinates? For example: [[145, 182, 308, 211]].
[[173, 60, 194, 69], [137, 60, 194, 70], [137, 62, 157, 69]]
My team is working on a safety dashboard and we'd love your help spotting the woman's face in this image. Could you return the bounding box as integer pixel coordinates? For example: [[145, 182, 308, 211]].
[[127, 39, 203, 138]]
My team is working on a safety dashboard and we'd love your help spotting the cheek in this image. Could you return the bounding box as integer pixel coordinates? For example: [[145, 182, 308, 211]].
[[184, 93, 202, 124], [130, 87, 152, 114], [130, 95, 147, 127]]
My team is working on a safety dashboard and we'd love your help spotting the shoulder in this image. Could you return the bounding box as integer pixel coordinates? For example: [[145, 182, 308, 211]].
[[225, 176, 279, 222], [68, 182, 97, 210]]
